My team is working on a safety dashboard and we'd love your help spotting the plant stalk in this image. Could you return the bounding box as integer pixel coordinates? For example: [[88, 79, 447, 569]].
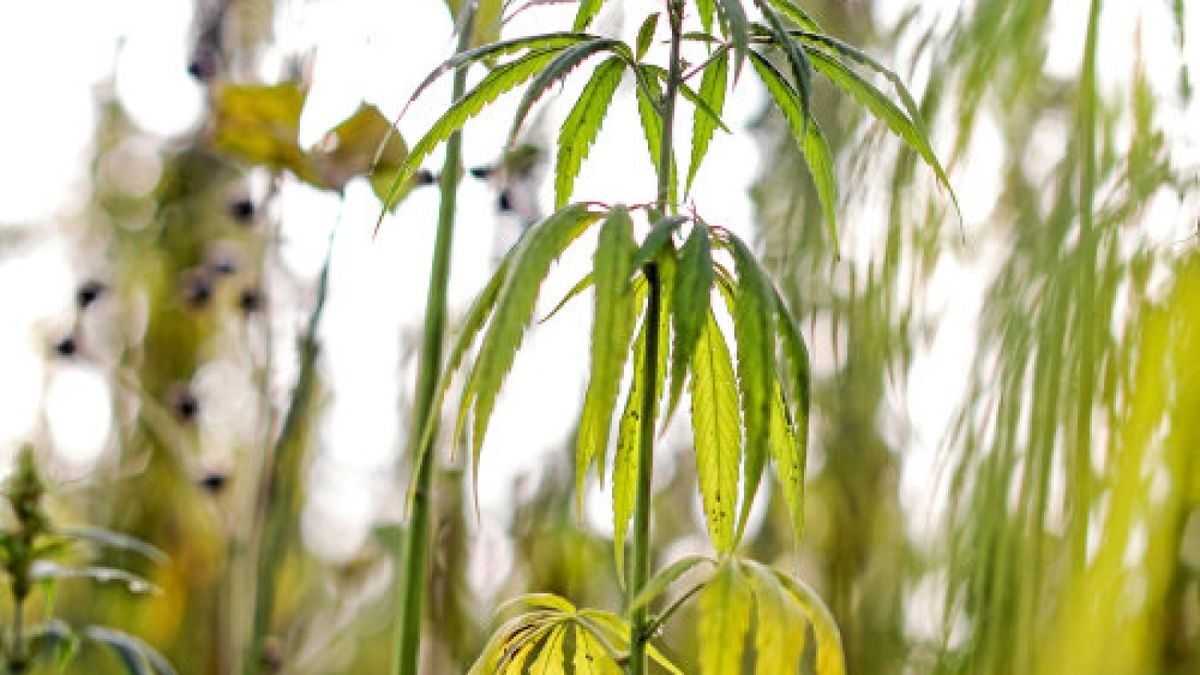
[[392, 7, 475, 674], [629, 6, 683, 673]]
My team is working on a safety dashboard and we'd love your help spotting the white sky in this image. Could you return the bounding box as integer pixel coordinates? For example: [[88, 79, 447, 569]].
[[0, 0, 1198, 565]]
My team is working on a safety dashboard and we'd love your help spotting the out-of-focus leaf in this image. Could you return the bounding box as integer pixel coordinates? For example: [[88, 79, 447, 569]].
[[59, 525, 166, 564], [86, 626, 177, 675], [28, 619, 79, 673], [31, 562, 159, 595], [212, 83, 313, 181], [444, 0, 504, 48], [749, 51, 839, 256], [699, 559, 752, 675], [774, 570, 846, 675], [628, 554, 714, 612]]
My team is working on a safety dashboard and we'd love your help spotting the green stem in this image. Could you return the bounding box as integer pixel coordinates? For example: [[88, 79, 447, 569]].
[[628, 5, 682, 673], [392, 7, 475, 675]]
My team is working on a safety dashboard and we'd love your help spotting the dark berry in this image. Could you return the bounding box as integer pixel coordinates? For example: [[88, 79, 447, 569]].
[[199, 471, 228, 494], [415, 169, 436, 186], [228, 198, 255, 223], [76, 280, 105, 309], [170, 387, 199, 423], [53, 336, 77, 358], [238, 288, 262, 314], [469, 165, 495, 180], [497, 189, 514, 213]]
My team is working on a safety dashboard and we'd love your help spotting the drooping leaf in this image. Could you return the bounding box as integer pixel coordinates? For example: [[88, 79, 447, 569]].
[[690, 312, 742, 552], [509, 38, 624, 144], [635, 13, 660, 61], [30, 562, 158, 595], [577, 206, 638, 501], [770, 288, 811, 515], [380, 47, 564, 215], [28, 619, 79, 673], [612, 298, 649, 582], [765, 0, 822, 31], [775, 570, 846, 675], [573, 0, 605, 30], [804, 46, 958, 213], [577, 610, 682, 674], [628, 554, 714, 612], [86, 627, 177, 675], [699, 559, 752, 675], [726, 234, 778, 540], [666, 225, 714, 423], [687, 48, 729, 192], [574, 627, 621, 675], [743, 560, 806, 674], [555, 57, 626, 207], [749, 51, 839, 256], [756, 2, 814, 124], [530, 626, 567, 672], [713, 0, 750, 78], [768, 376, 805, 541], [470, 613, 541, 675], [468, 204, 601, 490]]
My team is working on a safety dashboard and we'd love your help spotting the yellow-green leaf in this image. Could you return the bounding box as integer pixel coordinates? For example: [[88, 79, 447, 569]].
[[212, 83, 312, 180], [775, 570, 846, 675], [699, 559, 752, 675], [690, 312, 741, 552], [556, 57, 626, 207], [667, 225, 713, 422], [744, 560, 805, 674], [686, 49, 729, 192], [577, 207, 638, 500]]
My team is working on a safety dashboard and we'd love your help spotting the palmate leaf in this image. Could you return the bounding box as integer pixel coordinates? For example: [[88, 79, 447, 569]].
[[577, 207, 638, 501], [699, 559, 752, 675], [556, 57, 626, 207], [749, 51, 840, 255], [462, 204, 602, 500], [690, 310, 741, 552], [470, 594, 681, 674], [725, 233, 777, 540], [509, 38, 625, 144], [802, 46, 959, 214], [686, 48, 729, 192], [378, 47, 565, 219], [666, 225, 713, 423]]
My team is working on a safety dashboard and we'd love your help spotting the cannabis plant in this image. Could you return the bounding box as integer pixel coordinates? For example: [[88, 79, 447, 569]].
[[1, 447, 174, 674], [384, 0, 954, 672]]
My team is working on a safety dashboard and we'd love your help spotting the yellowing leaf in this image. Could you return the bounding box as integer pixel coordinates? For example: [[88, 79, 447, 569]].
[[699, 559, 752, 675], [212, 83, 312, 180]]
